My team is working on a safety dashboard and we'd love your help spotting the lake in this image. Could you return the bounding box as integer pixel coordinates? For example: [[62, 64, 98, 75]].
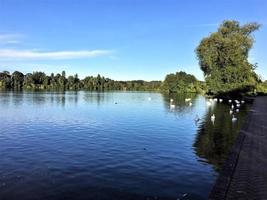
[[0, 91, 250, 200]]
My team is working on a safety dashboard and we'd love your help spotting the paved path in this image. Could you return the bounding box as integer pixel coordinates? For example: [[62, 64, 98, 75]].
[[209, 96, 267, 200]]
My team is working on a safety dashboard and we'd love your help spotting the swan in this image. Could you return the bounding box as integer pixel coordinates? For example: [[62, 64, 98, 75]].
[[185, 98, 191, 102], [211, 114, 215, 121], [236, 109, 239, 112], [219, 99, 223, 103], [235, 100, 240, 104], [206, 101, 212, 106], [229, 110, 233, 115], [189, 102, 192, 106], [236, 104, 240, 107], [170, 104, 175, 109], [231, 104, 234, 109], [228, 99, 232, 103], [213, 98, 218, 102], [232, 115, 237, 122], [241, 100, 245, 104], [170, 98, 174, 102]]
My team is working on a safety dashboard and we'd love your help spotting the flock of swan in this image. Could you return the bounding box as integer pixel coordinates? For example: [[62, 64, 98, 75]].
[[207, 98, 245, 123], [164, 96, 245, 124]]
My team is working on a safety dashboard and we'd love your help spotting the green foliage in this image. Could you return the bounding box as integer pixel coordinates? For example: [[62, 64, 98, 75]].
[[162, 71, 204, 93], [256, 80, 267, 95], [0, 70, 162, 91], [196, 20, 260, 95]]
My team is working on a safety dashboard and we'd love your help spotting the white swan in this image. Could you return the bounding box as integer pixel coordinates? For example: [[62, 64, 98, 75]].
[[219, 99, 223, 103], [229, 110, 233, 115], [206, 101, 212, 106], [232, 115, 237, 122], [170, 104, 175, 109], [231, 104, 234, 109], [170, 98, 174, 102], [236, 104, 240, 107], [185, 98, 191, 102], [211, 114, 215, 121], [241, 100, 245, 104], [236, 109, 239, 112], [189, 102, 193, 106], [228, 99, 232, 103]]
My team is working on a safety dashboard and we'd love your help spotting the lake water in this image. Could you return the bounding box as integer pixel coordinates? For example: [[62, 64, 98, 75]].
[[0, 91, 250, 200]]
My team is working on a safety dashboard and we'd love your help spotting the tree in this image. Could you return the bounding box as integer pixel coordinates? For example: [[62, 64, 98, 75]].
[[11, 71, 24, 89], [0, 71, 11, 88], [196, 20, 260, 95], [162, 71, 202, 93]]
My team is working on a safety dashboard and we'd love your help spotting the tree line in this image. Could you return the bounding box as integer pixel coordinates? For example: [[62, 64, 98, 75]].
[[0, 69, 204, 93], [0, 70, 163, 91]]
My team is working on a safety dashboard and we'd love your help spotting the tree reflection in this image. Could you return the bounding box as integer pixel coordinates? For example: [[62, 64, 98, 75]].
[[193, 101, 250, 171]]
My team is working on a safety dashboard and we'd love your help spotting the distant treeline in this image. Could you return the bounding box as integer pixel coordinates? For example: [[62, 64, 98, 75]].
[[0, 70, 204, 93], [0, 70, 162, 91]]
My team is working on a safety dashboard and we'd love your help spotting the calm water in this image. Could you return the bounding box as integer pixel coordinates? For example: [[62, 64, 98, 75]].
[[0, 91, 250, 200]]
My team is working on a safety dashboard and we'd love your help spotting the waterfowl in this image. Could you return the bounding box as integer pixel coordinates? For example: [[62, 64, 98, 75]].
[[219, 99, 223, 103], [228, 99, 232, 103], [170, 98, 174, 103], [231, 104, 234, 109], [236, 109, 239, 112], [189, 102, 193, 106], [232, 115, 237, 122], [241, 100, 245, 104], [206, 101, 212, 106], [211, 114, 215, 121], [185, 98, 191, 102], [229, 110, 233, 115], [235, 100, 240, 104], [213, 98, 218, 102], [236, 104, 240, 107], [170, 104, 175, 109]]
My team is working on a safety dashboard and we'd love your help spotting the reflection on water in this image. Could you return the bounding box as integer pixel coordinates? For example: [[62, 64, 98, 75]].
[[193, 99, 250, 171], [0, 91, 250, 200]]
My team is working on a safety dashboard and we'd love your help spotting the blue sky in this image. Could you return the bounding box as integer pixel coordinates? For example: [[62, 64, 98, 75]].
[[0, 0, 266, 81]]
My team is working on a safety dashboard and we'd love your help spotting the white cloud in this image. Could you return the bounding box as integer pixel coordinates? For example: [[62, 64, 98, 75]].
[[0, 33, 22, 44], [0, 49, 113, 60]]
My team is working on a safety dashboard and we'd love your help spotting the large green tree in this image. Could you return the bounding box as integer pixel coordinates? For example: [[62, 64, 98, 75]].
[[196, 20, 260, 95]]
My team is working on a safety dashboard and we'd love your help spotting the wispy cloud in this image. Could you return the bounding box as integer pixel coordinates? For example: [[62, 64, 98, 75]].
[[0, 49, 113, 60], [0, 33, 22, 45]]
